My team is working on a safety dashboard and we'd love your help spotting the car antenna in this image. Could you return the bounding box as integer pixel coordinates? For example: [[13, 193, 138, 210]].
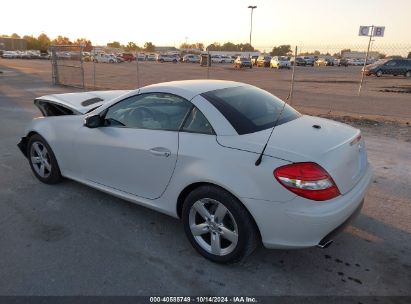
[[255, 47, 297, 167], [254, 100, 287, 166]]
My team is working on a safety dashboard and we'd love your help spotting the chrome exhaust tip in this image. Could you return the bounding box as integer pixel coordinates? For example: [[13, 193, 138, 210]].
[[317, 239, 334, 249]]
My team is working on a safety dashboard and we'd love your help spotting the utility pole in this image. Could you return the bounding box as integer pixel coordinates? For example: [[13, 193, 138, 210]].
[[248, 5, 257, 47]]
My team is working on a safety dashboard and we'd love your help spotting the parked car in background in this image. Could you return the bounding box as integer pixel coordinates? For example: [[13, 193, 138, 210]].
[[234, 56, 252, 68], [39, 52, 50, 60], [116, 56, 125, 63], [347, 58, 365, 66], [256, 55, 271, 67], [146, 53, 157, 61], [251, 55, 259, 66], [303, 56, 315, 66], [157, 54, 179, 63], [82, 52, 92, 62], [220, 55, 234, 64], [121, 53, 135, 62], [1, 51, 18, 59], [316, 58, 334, 66], [338, 58, 349, 67], [270, 56, 291, 69], [211, 55, 224, 64], [137, 53, 146, 61], [93, 54, 121, 63], [364, 59, 411, 78], [295, 57, 307, 66], [183, 54, 201, 63]]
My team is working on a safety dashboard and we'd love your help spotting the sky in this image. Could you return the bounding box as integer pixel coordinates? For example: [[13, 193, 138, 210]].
[[2, 0, 410, 51]]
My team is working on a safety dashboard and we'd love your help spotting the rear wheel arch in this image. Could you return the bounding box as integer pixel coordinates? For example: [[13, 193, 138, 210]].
[[176, 182, 261, 237]]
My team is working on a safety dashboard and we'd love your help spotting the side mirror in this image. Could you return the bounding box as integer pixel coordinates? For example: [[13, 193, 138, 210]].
[[84, 114, 103, 128]]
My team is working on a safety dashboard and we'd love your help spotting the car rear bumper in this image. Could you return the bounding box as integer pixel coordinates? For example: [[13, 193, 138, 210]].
[[241, 163, 373, 249]]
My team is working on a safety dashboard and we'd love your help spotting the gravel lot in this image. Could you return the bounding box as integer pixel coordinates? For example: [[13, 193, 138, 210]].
[[0, 59, 410, 297]]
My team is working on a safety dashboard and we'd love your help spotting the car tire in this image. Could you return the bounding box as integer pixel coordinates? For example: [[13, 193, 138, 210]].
[[376, 70, 383, 77], [27, 134, 62, 184], [405, 71, 411, 78], [182, 185, 260, 264]]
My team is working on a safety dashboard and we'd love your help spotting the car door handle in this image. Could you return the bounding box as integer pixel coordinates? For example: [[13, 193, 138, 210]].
[[149, 147, 171, 157]]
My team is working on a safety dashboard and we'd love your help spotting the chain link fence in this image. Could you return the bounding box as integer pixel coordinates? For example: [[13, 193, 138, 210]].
[[50, 44, 84, 88], [48, 44, 410, 122]]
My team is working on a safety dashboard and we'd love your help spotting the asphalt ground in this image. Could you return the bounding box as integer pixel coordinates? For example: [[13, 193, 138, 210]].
[[0, 60, 410, 297]]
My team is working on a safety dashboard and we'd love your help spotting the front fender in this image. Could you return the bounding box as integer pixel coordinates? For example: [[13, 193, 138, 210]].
[[20, 116, 84, 174]]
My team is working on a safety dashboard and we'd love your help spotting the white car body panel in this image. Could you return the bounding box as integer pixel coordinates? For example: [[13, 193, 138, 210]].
[[21, 80, 373, 249], [73, 127, 178, 199]]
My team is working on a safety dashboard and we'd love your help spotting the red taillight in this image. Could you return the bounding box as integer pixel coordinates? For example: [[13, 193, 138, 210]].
[[274, 162, 340, 201]]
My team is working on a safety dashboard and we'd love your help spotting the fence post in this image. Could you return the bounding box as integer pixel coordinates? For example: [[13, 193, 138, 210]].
[[136, 51, 140, 87], [287, 46, 297, 104], [80, 44, 85, 89], [51, 46, 59, 85], [93, 47, 96, 89]]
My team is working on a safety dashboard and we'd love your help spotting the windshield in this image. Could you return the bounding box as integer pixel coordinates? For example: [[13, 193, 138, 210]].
[[279, 56, 289, 61], [201, 86, 300, 135]]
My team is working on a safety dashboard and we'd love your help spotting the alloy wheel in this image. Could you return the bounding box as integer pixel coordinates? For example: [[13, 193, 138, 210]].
[[189, 198, 238, 256], [30, 141, 52, 178]]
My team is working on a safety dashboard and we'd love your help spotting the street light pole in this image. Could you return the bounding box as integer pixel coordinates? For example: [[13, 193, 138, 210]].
[[248, 5, 257, 47]]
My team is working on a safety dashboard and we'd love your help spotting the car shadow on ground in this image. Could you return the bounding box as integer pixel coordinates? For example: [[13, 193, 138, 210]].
[[13, 176, 408, 295]]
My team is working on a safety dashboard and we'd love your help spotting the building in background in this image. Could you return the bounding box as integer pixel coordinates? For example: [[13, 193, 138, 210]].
[[0, 37, 27, 51], [155, 46, 180, 55], [342, 51, 381, 60]]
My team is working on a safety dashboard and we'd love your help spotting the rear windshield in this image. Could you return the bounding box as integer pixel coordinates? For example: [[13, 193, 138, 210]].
[[201, 86, 300, 135]]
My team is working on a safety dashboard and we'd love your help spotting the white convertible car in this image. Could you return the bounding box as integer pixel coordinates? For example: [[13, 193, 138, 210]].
[[18, 80, 372, 263]]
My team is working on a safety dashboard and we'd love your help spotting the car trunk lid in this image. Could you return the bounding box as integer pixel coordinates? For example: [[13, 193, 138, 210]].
[[217, 115, 368, 195]]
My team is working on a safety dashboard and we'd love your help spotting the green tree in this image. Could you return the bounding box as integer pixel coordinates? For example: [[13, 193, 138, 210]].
[[125, 41, 141, 51], [75, 38, 93, 51], [23, 35, 39, 49], [237, 43, 254, 52], [11, 33, 21, 39], [194, 43, 204, 51], [407, 52, 411, 59], [270, 45, 292, 56], [180, 42, 205, 51], [107, 41, 121, 48], [144, 42, 155, 52], [221, 42, 238, 51], [52, 36, 72, 45], [206, 42, 221, 51], [179, 43, 190, 49], [37, 33, 51, 51]]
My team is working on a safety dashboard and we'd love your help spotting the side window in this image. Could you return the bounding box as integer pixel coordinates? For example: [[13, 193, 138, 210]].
[[105, 93, 192, 131], [182, 107, 214, 135]]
